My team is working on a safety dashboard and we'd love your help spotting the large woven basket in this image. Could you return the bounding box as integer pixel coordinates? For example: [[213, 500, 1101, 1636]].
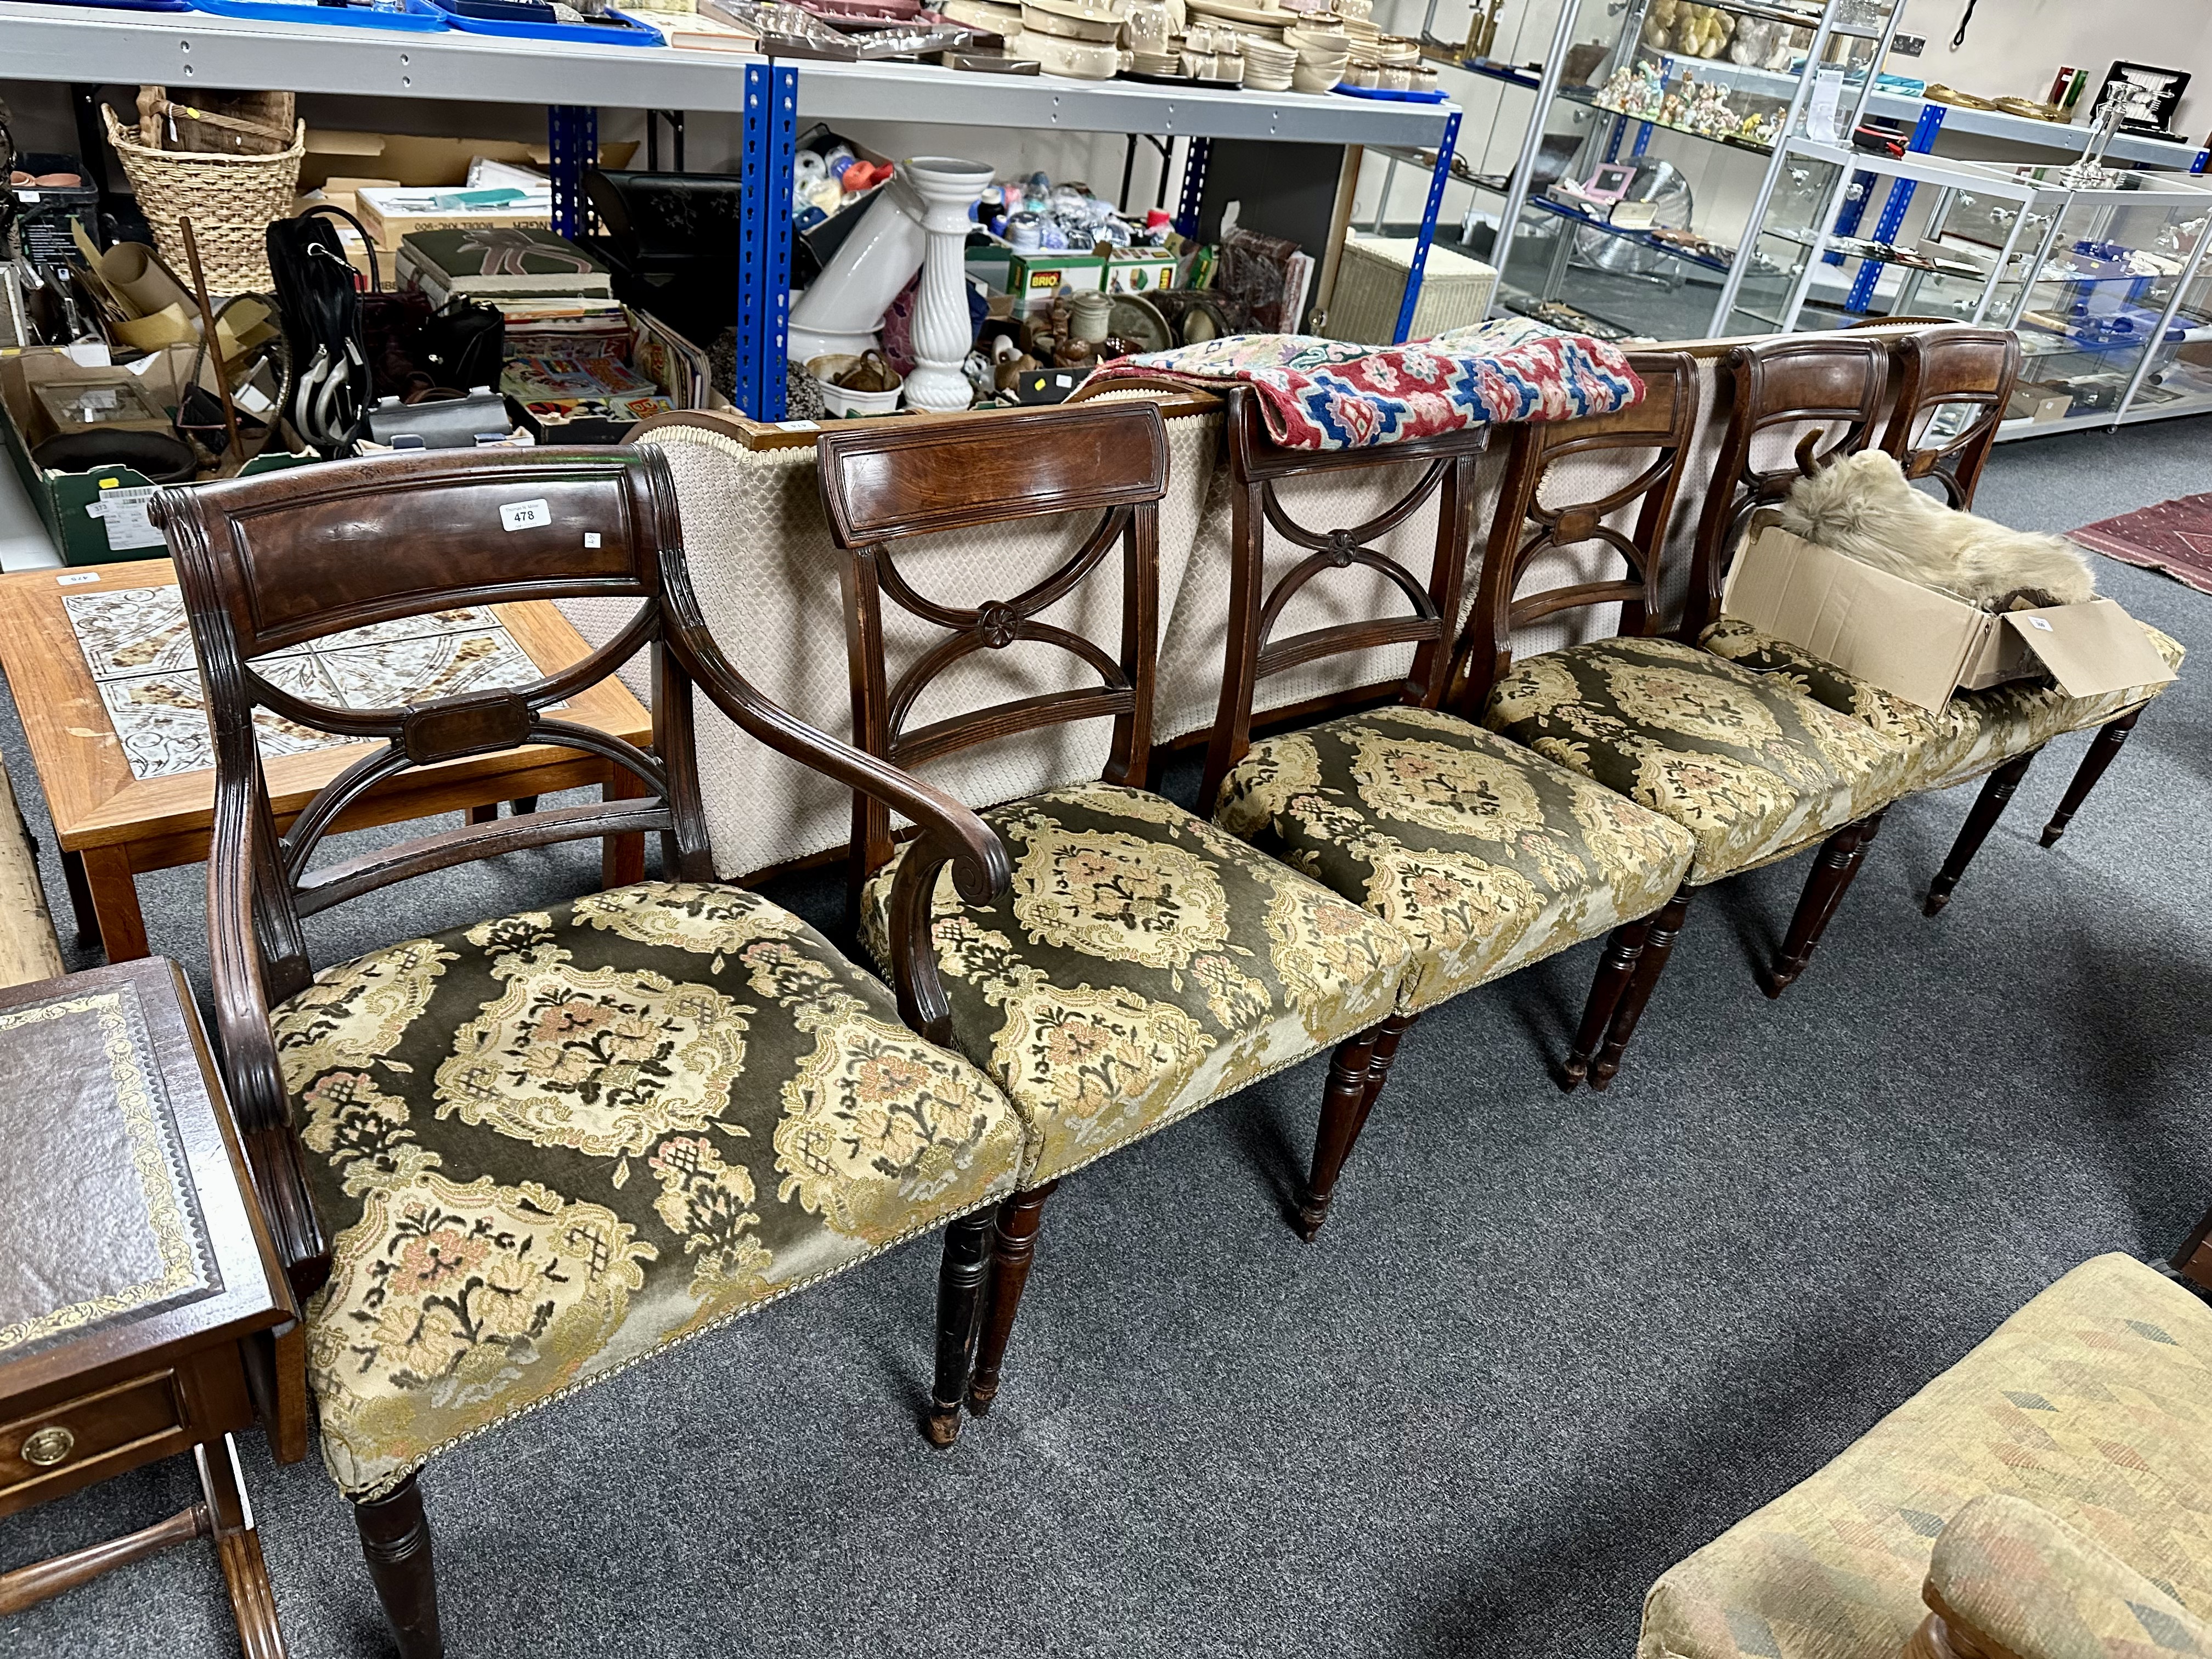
[[102, 106, 303, 291]]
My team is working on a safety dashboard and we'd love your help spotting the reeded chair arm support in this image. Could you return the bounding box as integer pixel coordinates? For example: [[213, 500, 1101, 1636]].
[[654, 551, 1009, 1042]]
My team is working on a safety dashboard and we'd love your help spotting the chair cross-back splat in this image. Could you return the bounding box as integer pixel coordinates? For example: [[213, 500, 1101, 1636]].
[[157, 448, 1019, 1655], [1879, 325, 2020, 510], [827, 401, 1170, 1029], [1197, 385, 1489, 814], [1678, 335, 1887, 645]]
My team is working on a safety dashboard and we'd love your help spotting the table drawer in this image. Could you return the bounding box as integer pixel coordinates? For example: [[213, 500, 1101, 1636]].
[[0, 1371, 184, 1500]]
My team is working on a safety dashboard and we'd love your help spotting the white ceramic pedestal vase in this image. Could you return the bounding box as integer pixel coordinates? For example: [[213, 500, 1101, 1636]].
[[901, 156, 994, 413]]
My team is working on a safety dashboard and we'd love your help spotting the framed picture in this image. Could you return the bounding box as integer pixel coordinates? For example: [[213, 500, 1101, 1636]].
[[1582, 161, 1639, 204]]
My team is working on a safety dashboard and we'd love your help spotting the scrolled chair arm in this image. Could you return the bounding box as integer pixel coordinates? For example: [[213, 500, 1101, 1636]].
[[655, 549, 1008, 1043], [1904, 1493, 2208, 1659]]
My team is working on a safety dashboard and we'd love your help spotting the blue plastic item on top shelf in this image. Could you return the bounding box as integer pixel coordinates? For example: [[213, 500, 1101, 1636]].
[[31, 0, 195, 13], [188, 0, 451, 30], [428, 0, 664, 45], [1332, 84, 1451, 103]]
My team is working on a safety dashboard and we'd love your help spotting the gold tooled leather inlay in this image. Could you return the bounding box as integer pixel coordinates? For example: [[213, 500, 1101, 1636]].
[[0, 989, 207, 1354]]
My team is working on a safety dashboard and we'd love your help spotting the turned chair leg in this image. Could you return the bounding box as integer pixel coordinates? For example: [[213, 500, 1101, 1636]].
[[353, 1474, 442, 1659], [1589, 887, 1695, 1091], [924, 1212, 995, 1447], [2041, 709, 2140, 848], [1563, 917, 1651, 1091], [2173, 1203, 2212, 1299], [1768, 811, 1884, 997], [1926, 751, 2038, 916], [1295, 1030, 1381, 1241], [967, 1182, 1059, 1417]]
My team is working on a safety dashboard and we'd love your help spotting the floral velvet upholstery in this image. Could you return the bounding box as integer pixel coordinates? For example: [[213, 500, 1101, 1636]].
[[273, 881, 1028, 1498], [1481, 636, 1918, 885], [1639, 1254, 2212, 1659], [1701, 616, 2188, 796], [862, 780, 1413, 1186], [1213, 705, 1696, 1014], [1926, 1493, 2211, 1659]]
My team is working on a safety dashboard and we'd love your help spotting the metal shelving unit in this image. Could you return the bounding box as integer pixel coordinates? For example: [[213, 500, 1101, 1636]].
[[0, 0, 1462, 416]]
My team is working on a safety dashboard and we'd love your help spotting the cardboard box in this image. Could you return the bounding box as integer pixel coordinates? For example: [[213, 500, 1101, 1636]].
[[356, 188, 553, 254], [1723, 526, 2176, 712], [1000, 248, 1180, 313], [300, 129, 639, 252], [0, 346, 313, 565]]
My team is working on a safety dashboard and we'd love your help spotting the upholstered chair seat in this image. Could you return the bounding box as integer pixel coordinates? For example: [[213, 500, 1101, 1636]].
[[1700, 615, 2188, 797], [273, 880, 1028, 1498], [1481, 635, 1919, 886], [1640, 1253, 2212, 1659], [861, 780, 1412, 1187], [1215, 706, 1694, 1017]]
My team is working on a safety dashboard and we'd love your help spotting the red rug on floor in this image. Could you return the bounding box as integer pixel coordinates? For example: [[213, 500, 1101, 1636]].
[[2072, 492, 2212, 596]]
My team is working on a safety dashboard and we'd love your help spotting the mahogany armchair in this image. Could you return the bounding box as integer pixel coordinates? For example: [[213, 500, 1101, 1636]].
[[816, 402, 1413, 1438], [1457, 353, 1918, 1084], [1195, 386, 1694, 1228], [154, 448, 1035, 1657]]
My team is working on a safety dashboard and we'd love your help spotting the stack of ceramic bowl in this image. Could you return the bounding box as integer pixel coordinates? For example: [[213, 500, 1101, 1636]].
[[1284, 20, 1347, 91], [944, 0, 1024, 30], [1127, 45, 1182, 72], [1238, 30, 1297, 89], [1012, 0, 1126, 74]]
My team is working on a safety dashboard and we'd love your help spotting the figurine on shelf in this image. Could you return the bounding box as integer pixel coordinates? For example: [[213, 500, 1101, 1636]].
[[1595, 55, 1666, 118]]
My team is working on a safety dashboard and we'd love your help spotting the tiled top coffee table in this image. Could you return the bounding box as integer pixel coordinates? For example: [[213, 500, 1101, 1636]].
[[0, 558, 652, 962]]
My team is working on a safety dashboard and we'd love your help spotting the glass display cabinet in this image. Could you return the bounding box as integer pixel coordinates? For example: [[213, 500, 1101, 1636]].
[[1486, 0, 1903, 339]]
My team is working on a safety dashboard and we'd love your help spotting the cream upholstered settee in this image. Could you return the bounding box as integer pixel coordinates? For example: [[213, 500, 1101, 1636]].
[[1641, 1249, 2212, 1659]]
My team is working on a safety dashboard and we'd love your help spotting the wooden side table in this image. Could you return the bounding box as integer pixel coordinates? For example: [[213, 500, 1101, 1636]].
[[0, 957, 297, 1655], [0, 558, 653, 963]]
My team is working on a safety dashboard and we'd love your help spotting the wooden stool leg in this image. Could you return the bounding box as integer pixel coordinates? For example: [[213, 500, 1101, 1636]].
[[353, 1473, 442, 1659], [1295, 1030, 1381, 1242], [0, 1504, 208, 1615], [507, 795, 539, 815], [2174, 1204, 2212, 1298], [924, 1211, 995, 1447], [1563, 917, 1650, 1091], [1589, 887, 1694, 1091], [79, 845, 149, 963], [1926, 751, 2038, 916], [466, 804, 498, 826], [196, 1435, 286, 1659], [2041, 709, 2140, 848], [602, 768, 649, 890], [966, 1182, 1059, 1417], [1767, 812, 1883, 997]]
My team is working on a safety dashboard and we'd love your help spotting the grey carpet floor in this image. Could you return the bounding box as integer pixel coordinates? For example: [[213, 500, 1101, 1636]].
[[4, 416, 2210, 1658]]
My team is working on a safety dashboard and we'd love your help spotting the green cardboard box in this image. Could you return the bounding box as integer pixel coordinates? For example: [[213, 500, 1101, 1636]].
[[1, 346, 314, 566]]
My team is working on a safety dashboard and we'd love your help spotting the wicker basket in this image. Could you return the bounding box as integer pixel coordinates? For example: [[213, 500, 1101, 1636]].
[[101, 106, 303, 292], [1322, 235, 1499, 347]]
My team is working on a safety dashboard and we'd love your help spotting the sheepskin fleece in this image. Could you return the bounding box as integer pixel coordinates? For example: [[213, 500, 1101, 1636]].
[[1774, 450, 2097, 610]]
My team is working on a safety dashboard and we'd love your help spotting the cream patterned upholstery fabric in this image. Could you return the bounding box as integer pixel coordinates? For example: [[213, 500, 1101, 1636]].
[[1214, 706, 1694, 1013], [1640, 1254, 2212, 1659], [1702, 617, 2188, 795], [1928, 1493, 2211, 1659], [862, 780, 1412, 1186], [273, 882, 1026, 1497], [558, 407, 1221, 881], [1482, 636, 1917, 883]]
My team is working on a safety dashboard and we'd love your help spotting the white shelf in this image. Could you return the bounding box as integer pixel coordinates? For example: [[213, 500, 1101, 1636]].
[[0, 1, 1456, 142]]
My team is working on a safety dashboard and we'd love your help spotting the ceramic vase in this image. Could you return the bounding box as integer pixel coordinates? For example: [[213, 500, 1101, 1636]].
[[787, 172, 927, 364], [901, 156, 994, 413]]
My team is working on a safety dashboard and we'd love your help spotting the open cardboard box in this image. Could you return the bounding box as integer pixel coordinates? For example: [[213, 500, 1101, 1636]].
[[0, 346, 313, 565], [301, 129, 639, 254], [1723, 524, 2177, 712]]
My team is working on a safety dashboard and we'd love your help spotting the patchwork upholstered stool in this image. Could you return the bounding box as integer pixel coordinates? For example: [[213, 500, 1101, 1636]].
[[157, 448, 1036, 1656], [1641, 1253, 2212, 1659], [816, 402, 1413, 1442]]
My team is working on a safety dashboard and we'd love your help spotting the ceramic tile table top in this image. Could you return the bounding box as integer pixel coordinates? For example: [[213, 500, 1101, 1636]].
[[0, 956, 294, 1653], [0, 558, 653, 964]]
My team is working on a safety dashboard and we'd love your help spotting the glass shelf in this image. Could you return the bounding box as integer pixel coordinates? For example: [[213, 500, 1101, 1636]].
[[1558, 86, 1776, 156]]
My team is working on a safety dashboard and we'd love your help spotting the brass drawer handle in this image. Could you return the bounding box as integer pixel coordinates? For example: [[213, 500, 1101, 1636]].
[[20, 1425, 75, 1467]]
